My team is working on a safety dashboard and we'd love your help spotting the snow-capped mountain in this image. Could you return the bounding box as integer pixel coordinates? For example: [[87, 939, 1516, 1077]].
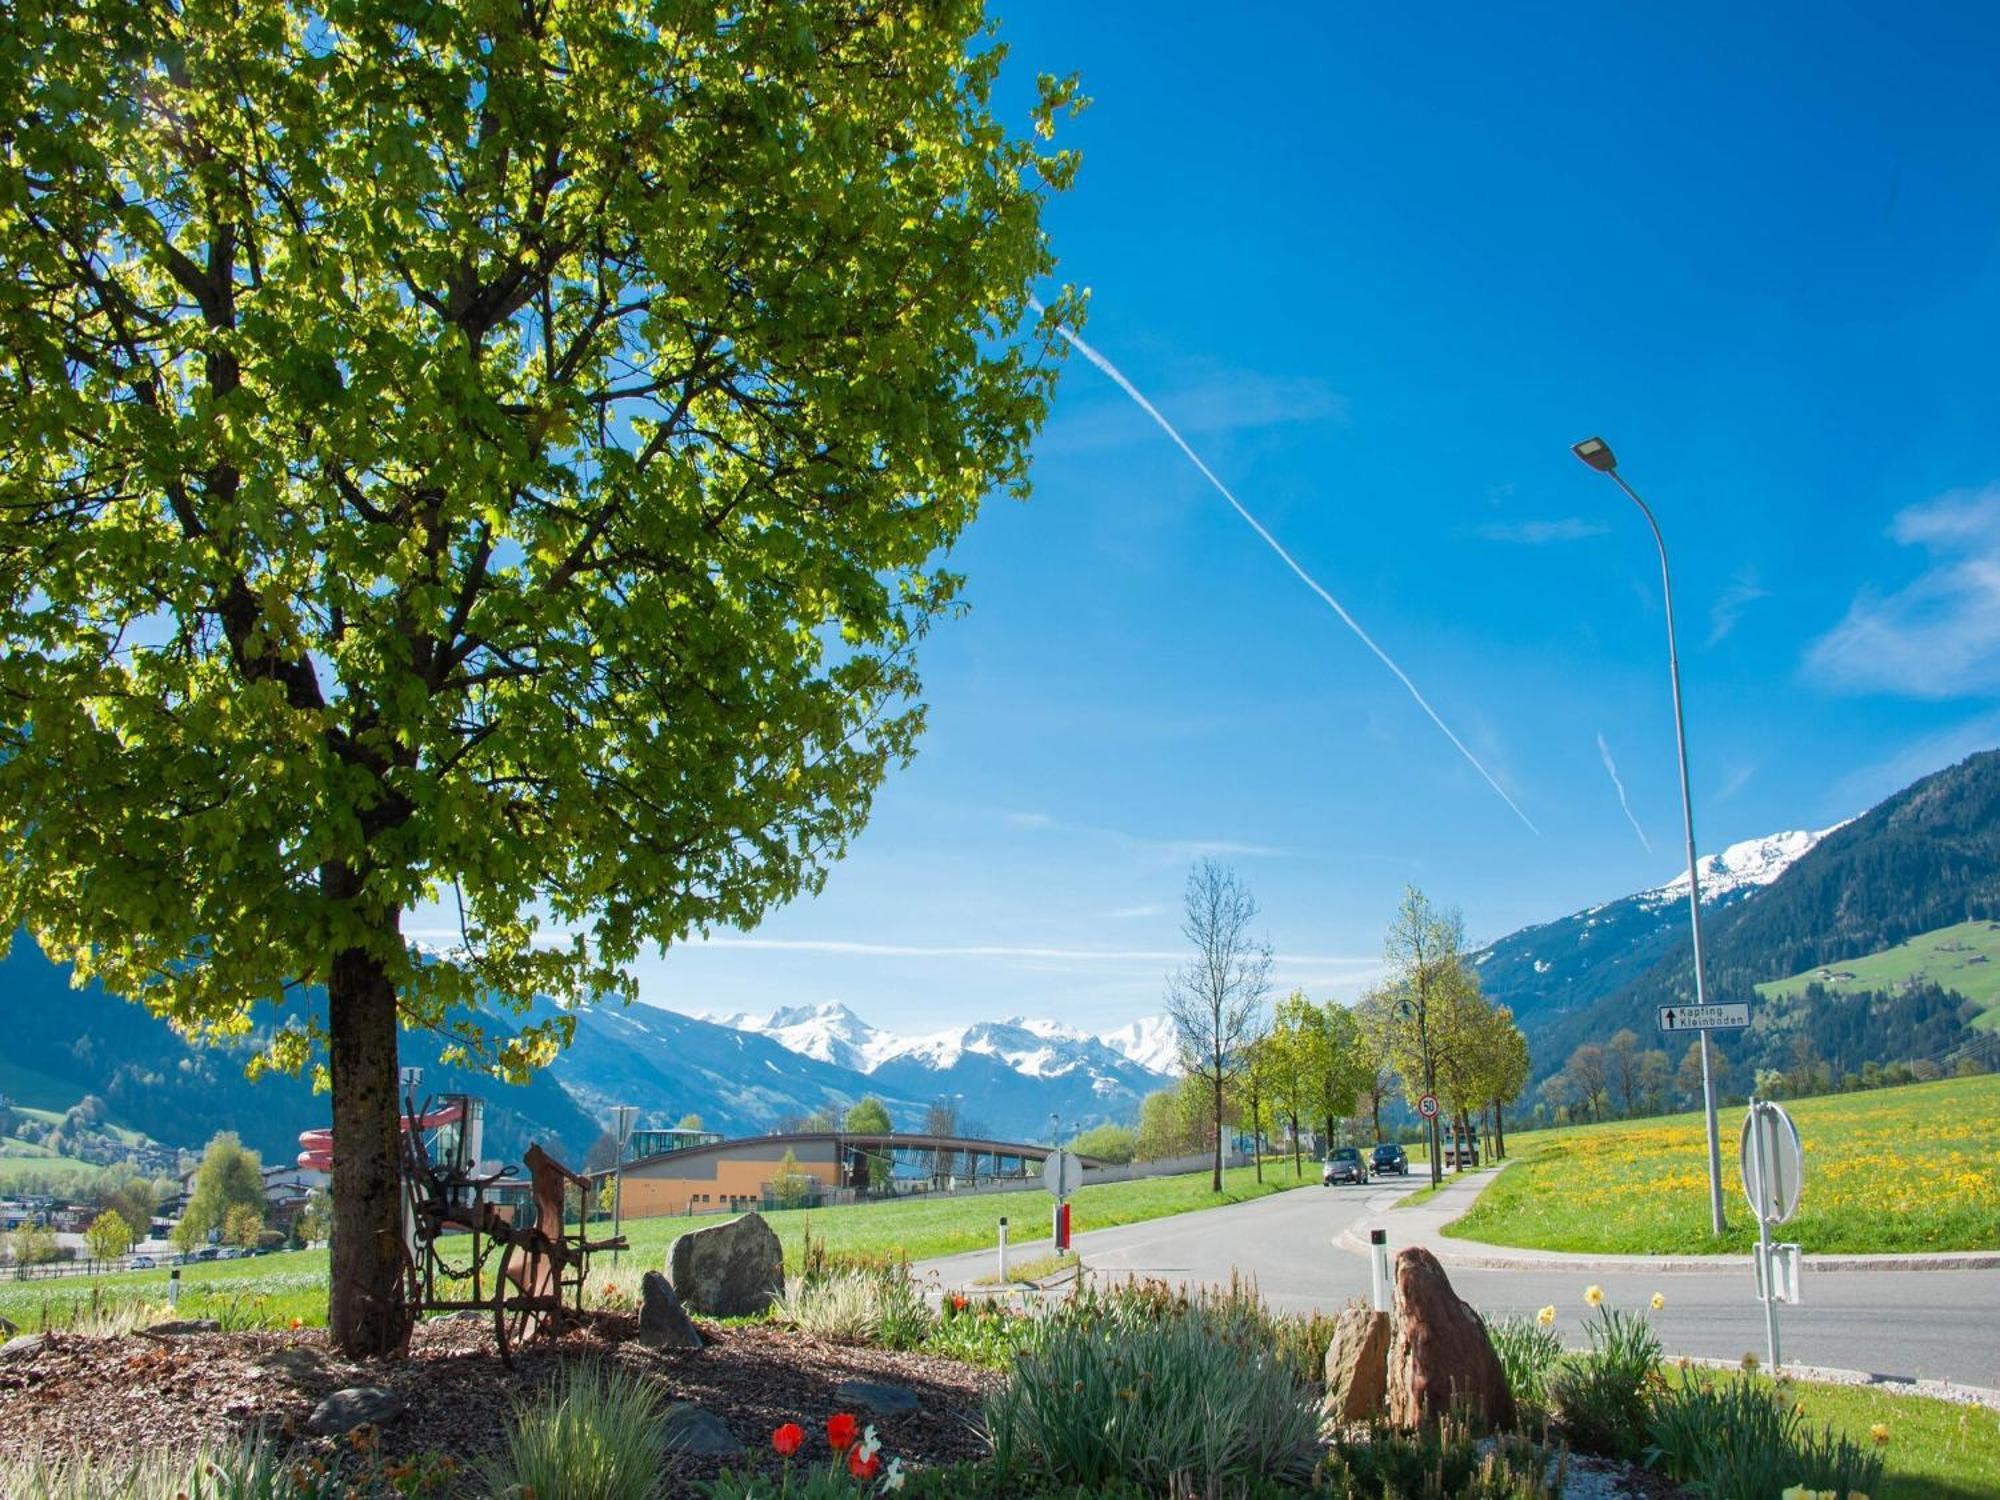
[[705, 1001, 906, 1073], [1099, 1015, 1182, 1074], [1644, 826, 1846, 904], [1473, 825, 1839, 1034]]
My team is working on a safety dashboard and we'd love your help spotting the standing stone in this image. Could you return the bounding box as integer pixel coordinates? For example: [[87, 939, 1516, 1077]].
[[660, 1403, 743, 1456], [668, 1212, 784, 1318], [638, 1269, 704, 1349], [1385, 1247, 1514, 1430], [307, 1386, 405, 1436], [1320, 1304, 1393, 1425]]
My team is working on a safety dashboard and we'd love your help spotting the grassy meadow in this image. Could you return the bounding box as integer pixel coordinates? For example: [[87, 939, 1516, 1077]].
[[1754, 918, 2000, 1028], [0, 1159, 1307, 1336], [1446, 1074, 2000, 1255]]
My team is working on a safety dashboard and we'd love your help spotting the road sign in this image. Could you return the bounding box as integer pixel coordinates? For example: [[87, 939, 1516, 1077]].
[[1657, 1002, 1751, 1033], [1416, 1093, 1440, 1120], [1739, 1099, 1803, 1226], [1041, 1148, 1082, 1200]]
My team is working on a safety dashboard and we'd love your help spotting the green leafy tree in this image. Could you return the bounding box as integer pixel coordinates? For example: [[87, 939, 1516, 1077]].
[[224, 1202, 265, 1248], [293, 1188, 333, 1247], [842, 1097, 893, 1135], [1067, 1122, 1136, 1165], [183, 1132, 266, 1244], [0, 1, 1080, 1355], [97, 1174, 158, 1244], [673, 1114, 706, 1133], [6, 1223, 60, 1266], [768, 1148, 815, 1210], [84, 1210, 134, 1263]]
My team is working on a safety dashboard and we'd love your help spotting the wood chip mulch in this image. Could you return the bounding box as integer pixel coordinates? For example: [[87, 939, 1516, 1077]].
[[0, 1314, 1001, 1493]]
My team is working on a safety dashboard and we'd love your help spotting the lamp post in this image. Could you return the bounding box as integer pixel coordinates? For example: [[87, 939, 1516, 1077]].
[[1571, 435, 1728, 1235]]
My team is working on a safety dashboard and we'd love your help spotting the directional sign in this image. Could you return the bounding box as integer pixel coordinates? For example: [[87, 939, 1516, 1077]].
[[1657, 1002, 1751, 1033], [1041, 1148, 1082, 1200], [1416, 1093, 1440, 1120], [1740, 1099, 1804, 1226]]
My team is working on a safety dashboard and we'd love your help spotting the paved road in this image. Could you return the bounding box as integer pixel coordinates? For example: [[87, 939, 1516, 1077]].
[[914, 1182, 2000, 1388]]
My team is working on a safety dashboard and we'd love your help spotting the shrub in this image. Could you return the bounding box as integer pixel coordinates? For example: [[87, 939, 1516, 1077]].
[[1321, 1417, 1563, 1499], [483, 1361, 666, 1500], [774, 1266, 933, 1349], [1547, 1301, 1661, 1460], [1646, 1371, 1884, 1500], [984, 1280, 1321, 1493], [1488, 1316, 1564, 1414], [0, 1436, 454, 1499]]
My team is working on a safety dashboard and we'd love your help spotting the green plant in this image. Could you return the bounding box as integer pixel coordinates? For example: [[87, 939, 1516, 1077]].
[[1488, 1316, 1564, 1413], [773, 1263, 935, 1349], [1547, 1299, 1662, 1460], [1, 1437, 327, 1499], [924, 1295, 1041, 1369], [482, 1361, 667, 1500], [1646, 1371, 1885, 1500], [1320, 1417, 1564, 1498], [983, 1280, 1321, 1492]]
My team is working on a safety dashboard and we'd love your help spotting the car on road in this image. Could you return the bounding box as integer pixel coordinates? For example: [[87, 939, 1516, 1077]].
[[1371, 1143, 1409, 1176], [1322, 1146, 1369, 1186], [129, 1255, 155, 1269]]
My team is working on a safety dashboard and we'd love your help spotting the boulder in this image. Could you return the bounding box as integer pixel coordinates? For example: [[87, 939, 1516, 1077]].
[[146, 1318, 222, 1335], [835, 1378, 919, 1414], [668, 1212, 784, 1318], [660, 1402, 742, 1456], [0, 1314, 17, 1336], [0, 1333, 46, 1364], [307, 1386, 405, 1436], [1385, 1247, 1514, 1430], [1320, 1305, 1392, 1425], [638, 1270, 704, 1350]]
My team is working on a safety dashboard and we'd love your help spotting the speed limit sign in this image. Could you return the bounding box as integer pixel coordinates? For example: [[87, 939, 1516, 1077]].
[[1417, 1093, 1440, 1119]]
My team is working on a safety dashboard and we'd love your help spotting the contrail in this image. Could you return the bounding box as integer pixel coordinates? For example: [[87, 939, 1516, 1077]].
[[1596, 731, 1653, 853], [1038, 308, 1540, 836]]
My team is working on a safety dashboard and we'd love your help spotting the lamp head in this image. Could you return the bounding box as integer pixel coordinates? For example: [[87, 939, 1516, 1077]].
[[1572, 436, 1618, 473]]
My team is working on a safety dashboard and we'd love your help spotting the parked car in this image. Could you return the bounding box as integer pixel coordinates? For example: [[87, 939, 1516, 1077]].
[[129, 1255, 155, 1269], [1322, 1146, 1369, 1186], [1370, 1142, 1409, 1177]]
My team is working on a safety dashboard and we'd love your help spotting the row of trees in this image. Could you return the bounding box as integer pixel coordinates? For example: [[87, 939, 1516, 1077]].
[[1162, 865, 1532, 1190]]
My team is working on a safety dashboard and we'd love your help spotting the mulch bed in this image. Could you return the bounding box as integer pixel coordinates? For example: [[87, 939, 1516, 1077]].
[[0, 1313, 1000, 1493]]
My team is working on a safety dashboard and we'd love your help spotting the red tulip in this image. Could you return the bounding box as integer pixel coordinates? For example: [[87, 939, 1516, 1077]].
[[848, 1444, 881, 1479], [771, 1423, 804, 1457], [826, 1412, 859, 1452]]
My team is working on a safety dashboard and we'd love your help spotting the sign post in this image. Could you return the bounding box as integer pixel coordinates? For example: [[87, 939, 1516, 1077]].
[[610, 1104, 638, 1267], [1042, 1149, 1081, 1254], [1739, 1098, 1804, 1369], [1658, 1003, 1750, 1033]]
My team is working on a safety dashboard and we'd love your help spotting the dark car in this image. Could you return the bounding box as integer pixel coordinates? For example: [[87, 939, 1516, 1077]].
[[1321, 1146, 1369, 1186], [1371, 1142, 1409, 1176]]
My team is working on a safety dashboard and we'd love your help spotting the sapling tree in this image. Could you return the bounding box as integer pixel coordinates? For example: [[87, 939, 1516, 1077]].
[[0, 0, 1080, 1354]]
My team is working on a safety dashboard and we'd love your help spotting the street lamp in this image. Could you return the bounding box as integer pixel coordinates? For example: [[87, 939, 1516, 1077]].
[[610, 1105, 638, 1265], [1571, 435, 1728, 1235]]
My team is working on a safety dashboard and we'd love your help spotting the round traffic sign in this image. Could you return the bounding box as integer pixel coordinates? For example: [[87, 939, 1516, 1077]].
[[1417, 1094, 1440, 1120], [1739, 1100, 1803, 1225]]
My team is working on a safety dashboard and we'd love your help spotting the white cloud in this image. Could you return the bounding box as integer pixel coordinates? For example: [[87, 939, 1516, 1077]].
[[1003, 808, 1284, 862], [687, 936, 1378, 969], [1708, 570, 1772, 645], [1827, 710, 2000, 814], [1474, 518, 1610, 544], [1805, 486, 2000, 698], [1102, 904, 1164, 919]]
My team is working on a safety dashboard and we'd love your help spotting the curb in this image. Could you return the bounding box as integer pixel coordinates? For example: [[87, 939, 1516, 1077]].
[[1672, 1355, 2000, 1414], [1334, 1226, 2000, 1274]]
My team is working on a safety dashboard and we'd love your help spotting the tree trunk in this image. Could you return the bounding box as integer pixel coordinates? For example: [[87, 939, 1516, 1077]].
[[327, 937, 413, 1357], [1370, 1092, 1382, 1141], [1324, 1111, 1335, 1157], [1289, 1109, 1302, 1178], [1211, 1070, 1223, 1193], [1493, 1100, 1507, 1160]]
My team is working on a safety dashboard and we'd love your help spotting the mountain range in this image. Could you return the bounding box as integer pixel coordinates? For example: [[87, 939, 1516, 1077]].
[[6, 749, 1997, 1176]]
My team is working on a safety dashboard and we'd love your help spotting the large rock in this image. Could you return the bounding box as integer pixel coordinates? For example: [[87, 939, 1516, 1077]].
[[660, 1403, 742, 1456], [307, 1386, 405, 1436], [638, 1270, 704, 1350], [1320, 1305, 1392, 1425], [0, 1333, 46, 1364], [668, 1212, 784, 1318], [1385, 1247, 1514, 1430], [835, 1378, 919, 1414]]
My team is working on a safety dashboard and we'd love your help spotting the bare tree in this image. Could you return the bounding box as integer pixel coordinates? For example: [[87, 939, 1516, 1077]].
[[1167, 860, 1273, 1192]]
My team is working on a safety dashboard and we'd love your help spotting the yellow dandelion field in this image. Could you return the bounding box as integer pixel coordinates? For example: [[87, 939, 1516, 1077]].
[[1446, 1075, 2000, 1255]]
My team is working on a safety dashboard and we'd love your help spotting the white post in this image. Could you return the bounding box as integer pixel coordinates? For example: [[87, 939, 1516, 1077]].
[[998, 1216, 1009, 1284], [1368, 1228, 1391, 1313], [1750, 1100, 1782, 1369]]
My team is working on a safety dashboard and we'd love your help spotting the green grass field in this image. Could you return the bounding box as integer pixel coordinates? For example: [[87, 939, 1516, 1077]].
[[1756, 918, 2000, 1028], [0, 1160, 1307, 1335], [1768, 1377, 2000, 1500], [1446, 1074, 2000, 1255]]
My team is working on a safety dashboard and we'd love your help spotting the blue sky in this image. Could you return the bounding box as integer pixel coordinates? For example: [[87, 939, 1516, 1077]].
[[634, 2, 2000, 1035]]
